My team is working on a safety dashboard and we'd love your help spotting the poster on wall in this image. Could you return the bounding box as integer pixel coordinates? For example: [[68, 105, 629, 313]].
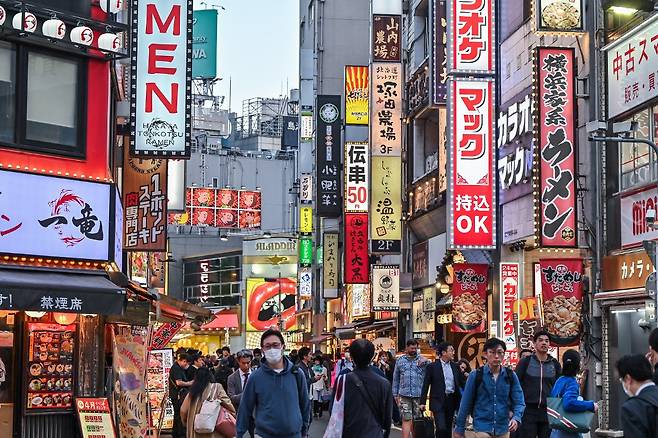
[[372, 265, 400, 311], [447, 0, 495, 74], [344, 142, 369, 212], [370, 156, 402, 253], [246, 278, 297, 331], [536, 47, 577, 248], [539, 258, 584, 346], [185, 187, 261, 229], [316, 95, 342, 217], [372, 15, 401, 62], [146, 349, 174, 430], [344, 213, 369, 284], [345, 66, 369, 125], [447, 79, 496, 249], [500, 263, 519, 365], [130, 0, 192, 158], [323, 233, 339, 299], [534, 0, 584, 33], [451, 264, 488, 333]]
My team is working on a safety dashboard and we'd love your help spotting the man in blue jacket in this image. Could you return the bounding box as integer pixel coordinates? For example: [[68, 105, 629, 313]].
[[236, 329, 311, 438], [454, 338, 525, 438]]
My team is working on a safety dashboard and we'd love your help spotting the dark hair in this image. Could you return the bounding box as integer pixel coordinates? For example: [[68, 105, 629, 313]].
[[457, 359, 472, 374], [298, 347, 311, 360], [178, 353, 192, 362], [222, 346, 231, 353], [236, 349, 254, 360], [437, 342, 453, 356], [260, 328, 285, 347], [313, 355, 323, 364], [386, 351, 395, 362], [406, 339, 419, 347], [483, 338, 506, 352], [616, 354, 653, 382], [520, 348, 533, 355], [189, 367, 213, 401], [533, 330, 550, 342], [561, 349, 581, 377], [191, 354, 202, 364], [650, 328, 658, 352], [253, 348, 261, 355], [349, 339, 376, 369]]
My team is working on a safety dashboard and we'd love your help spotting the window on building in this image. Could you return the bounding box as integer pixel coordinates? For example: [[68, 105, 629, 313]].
[[0, 43, 87, 157], [34, 0, 91, 17], [620, 108, 653, 190]]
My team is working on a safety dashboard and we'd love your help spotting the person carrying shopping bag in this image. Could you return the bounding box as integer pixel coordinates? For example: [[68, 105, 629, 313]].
[[181, 367, 237, 438], [547, 350, 597, 438]]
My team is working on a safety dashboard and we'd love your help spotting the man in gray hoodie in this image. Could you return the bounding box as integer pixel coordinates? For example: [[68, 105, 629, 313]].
[[236, 329, 311, 438]]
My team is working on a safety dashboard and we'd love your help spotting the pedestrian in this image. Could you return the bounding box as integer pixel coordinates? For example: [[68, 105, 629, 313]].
[[290, 348, 299, 364], [457, 359, 472, 381], [519, 349, 533, 361], [340, 338, 393, 438], [421, 342, 464, 438], [616, 354, 658, 438], [548, 349, 597, 438], [647, 327, 658, 384], [454, 338, 525, 438], [311, 355, 329, 418], [252, 348, 262, 369], [335, 351, 353, 375], [227, 349, 255, 438], [180, 367, 236, 438], [187, 353, 206, 381], [378, 351, 401, 425], [236, 329, 311, 438], [515, 331, 561, 438], [169, 353, 193, 438], [297, 347, 318, 424], [392, 339, 430, 438], [220, 346, 238, 371]]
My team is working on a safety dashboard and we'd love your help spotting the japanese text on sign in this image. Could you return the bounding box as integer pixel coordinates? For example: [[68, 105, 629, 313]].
[[372, 15, 401, 62], [316, 95, 342, 216], [372, 265, 400, 311], [537, 47, 577, 247], [449, 0, 495, 73], [498, 94, 533, 148], [300, 174, 313, 203], [323, 233, 339, 298], [371, 63, 402, 157], [345, 142, 369, 212], [345, 214, 369, 284], [371, 156, 402, 253], [125, 172, 166, 250], [345, 66, 369, 125], [500, 263, 519, 352], [433, 0, 448, 104]]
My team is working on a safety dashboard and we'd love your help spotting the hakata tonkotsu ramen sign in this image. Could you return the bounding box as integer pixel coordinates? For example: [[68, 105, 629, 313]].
[[131, 0, 193, 158]]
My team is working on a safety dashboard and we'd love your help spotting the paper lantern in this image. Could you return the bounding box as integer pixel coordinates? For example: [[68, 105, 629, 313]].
[[0, 6, 6, 26], [42, 19, 66, 40], [70, 26, 93, 46], [12, 12, 37, 33], [53, 312, 77, 325], [25, 311, 46, 318], [99, 0, 123, 14], [98, 33, 121, 52]]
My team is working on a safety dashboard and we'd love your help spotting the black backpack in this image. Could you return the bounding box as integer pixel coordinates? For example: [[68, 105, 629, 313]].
[[468, 366, 515, 414]]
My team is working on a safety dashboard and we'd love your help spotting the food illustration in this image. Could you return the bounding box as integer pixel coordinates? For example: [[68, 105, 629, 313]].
[[452, 292, 486, 330], [543, 295, 582, 342], [29, 363, 42, 376], [541, 0, 580, 30]]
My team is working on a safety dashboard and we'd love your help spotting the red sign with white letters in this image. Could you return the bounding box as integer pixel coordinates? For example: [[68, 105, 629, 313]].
[[448, 79, 496, 249], [536, 47, 577, 247], [344, 213, 369, 284], [449, 0, 495, 74]]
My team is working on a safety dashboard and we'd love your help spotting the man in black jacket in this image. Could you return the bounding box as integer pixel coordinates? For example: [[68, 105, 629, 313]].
[[515, 330, 561, 438], [617, 354, 658, 438], [420, 342, 463, 438], [341, 339, 393, 438], [648, 328, 658, 384]]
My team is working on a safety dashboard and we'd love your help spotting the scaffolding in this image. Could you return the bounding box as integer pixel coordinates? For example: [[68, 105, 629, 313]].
[[234, 97, 288, 140]]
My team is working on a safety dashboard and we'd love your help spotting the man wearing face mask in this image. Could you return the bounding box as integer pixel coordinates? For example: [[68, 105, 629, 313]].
[[616, 354, 658, 438], [236, 329, 311, 438]]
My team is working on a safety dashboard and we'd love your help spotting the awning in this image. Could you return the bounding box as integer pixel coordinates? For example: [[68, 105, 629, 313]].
[[201, 312, 239, 330], [0, 268, 126, 315], [357, 319, 397, 333], [308, 334, 333, 344]]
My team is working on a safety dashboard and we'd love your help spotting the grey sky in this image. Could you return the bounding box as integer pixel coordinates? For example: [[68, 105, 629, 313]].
[[194, 0, 299, 115]]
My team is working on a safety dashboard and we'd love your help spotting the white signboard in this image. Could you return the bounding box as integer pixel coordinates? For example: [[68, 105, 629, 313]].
[[344, 142, 369, 212], [372, 265, 400, 311], [299, 266, 312, 299], [300, 110, 313, 142], [131, 0, 192, 157], [300, 174, 313, 203], [167, 159, 186, 210], [351, 284, 371, 319], [605, 15, 658, 119], [621, 185, 658, 248], [0, 170, 111, 261]]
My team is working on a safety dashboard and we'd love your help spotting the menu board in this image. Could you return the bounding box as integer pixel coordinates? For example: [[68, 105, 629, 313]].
[[75, 397, 117, 438], [146, 349, 174, 429], [26, 323, 75, 411]]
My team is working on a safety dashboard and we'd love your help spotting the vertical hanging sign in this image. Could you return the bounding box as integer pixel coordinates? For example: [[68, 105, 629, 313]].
[[432, 0, 448, 104], [500, 263, 519, 364], [372, 15, 401, 62], [447, 0, 495, 75], [535, 47, 577, 248], [323, 233, 339, 299], [344, 213, 369, 284], [344, 142, 369, 212], [372, 265, 400, 311], [345, 66, 369, 125], [316, 95, 342, 217]]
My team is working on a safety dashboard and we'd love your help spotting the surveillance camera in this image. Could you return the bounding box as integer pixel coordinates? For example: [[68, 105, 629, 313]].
[[647, 208, 656, 228]]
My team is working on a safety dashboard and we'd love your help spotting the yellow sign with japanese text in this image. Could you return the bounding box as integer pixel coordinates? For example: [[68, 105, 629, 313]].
[[300, 207, 313, 234], [370, 156, 402, 253], [345, 66, 369, 125]]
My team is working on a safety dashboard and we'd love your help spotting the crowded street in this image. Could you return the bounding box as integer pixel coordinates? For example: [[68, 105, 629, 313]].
[[3, 0, 658, 437]]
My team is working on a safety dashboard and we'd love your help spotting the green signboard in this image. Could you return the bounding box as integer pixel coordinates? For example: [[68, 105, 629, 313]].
[[299, 238, 313, 266], [193, 9, 218, 79]]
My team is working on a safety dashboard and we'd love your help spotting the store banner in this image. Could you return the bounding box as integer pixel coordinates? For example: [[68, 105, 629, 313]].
[[299, 207, 313, 234], [372, 15, 401, 62], [112, 325, 149, 438], [76, 398, 117, 438], [300, 105, 313, 142], [123, 148, 168, 251], [298, 266, 313, 299], [192, 9, 218, 79], [432, 0, 448, 104], [451, 263, 488, 333], [602, 251, 655, 292], [371, 63, 402, 157], [447, 0, 495, 74], [246, 278, 297, 331], [299, 238, 313, 266], [350, 284, 371, 319], [323, 233, 339, 299], [412, 241, 429, 288], [438, 107, 448, 192], [447, 79, 496, 249], [372, 265, 400, 311], [316, 95, 342, 217], [536, 47, 577, 248], [534, 0, 583, 33], [345, 66, 369, 125], [500, 263, 519, 358], [300, 174, 313, 204], [370, 156, 402, 253], [344, 142, 369, 212], [539, 258, 584, 346], [605, 16, 658, 118], [345, 213, 369, 284], [150, 321, 184, 350], [282, 116, 299, 150], [620, 186, 658, 248], [130, 0, 192, 158]]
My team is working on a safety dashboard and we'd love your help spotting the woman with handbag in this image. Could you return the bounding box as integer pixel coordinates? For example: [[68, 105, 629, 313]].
[[181, 367, 237, 438], [549, 350, 598, 438]]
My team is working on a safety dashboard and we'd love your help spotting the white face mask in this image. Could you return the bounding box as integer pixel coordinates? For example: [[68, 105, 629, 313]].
[[621, 378, 634, 397], [264, 348, 283, 364]]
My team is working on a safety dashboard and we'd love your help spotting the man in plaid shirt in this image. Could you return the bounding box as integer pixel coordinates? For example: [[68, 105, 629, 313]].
[[393, 339, 430, 438]]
